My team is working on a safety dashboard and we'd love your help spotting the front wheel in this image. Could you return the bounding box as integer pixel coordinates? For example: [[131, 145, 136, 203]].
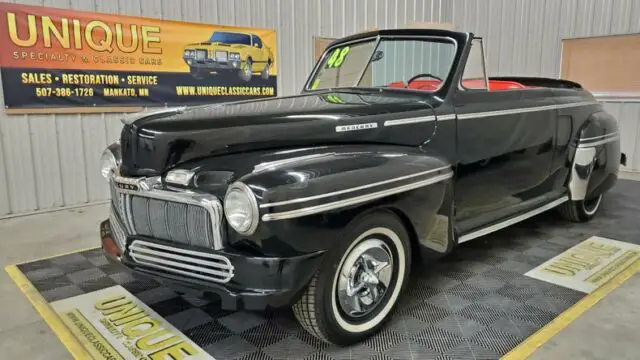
[[239, 59, 253, 81], [558, 194, 603, 222], [293, 211, 411, 345]]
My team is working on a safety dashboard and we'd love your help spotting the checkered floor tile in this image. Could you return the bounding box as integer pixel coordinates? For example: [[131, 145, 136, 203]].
[[16, 180, 640, 360]]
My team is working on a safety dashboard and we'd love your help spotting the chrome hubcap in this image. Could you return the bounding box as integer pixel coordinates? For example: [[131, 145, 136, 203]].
[[337, 239, 393, 318], [583, 194, 602, 215]]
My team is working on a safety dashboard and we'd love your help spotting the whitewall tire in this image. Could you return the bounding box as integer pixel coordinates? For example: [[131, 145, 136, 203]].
[[558, 194, 603, 222], [293, 211, 411, 345]]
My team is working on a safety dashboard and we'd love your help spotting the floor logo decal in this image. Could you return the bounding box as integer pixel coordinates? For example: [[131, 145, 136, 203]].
[[525, 236, 640, 293], [50, 285, 214, 360]]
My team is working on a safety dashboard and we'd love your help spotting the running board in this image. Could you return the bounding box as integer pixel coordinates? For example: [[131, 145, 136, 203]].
[[458, 195, 569, 244]]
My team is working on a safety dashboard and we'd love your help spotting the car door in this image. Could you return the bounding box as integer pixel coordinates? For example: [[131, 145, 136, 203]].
[[250, 35, 267, 67], [453, 38, 556, 232]]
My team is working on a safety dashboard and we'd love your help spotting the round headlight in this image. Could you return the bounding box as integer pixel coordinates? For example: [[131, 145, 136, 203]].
[[224, 182, 259, 235], [100, 148, 118, 180]]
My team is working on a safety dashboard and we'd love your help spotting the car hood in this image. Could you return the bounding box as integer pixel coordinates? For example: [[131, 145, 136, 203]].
[[185, 41, 246, 48], [119, 90, 439, 177]]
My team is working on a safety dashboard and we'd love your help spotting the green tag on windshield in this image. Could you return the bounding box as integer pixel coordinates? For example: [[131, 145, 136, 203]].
[[326, 46, 350, 68]]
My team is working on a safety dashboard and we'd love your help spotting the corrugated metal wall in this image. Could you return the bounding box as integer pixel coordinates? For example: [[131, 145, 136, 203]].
[[449, 0, 640, 174], [1, 0, 639, 217]]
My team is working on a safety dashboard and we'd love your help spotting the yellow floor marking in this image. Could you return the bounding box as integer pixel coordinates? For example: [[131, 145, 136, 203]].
[[14, 246, 100, 265], [502, 259, 640, 360], [5, 264, 91, 359], [5, 247, 638, 360]]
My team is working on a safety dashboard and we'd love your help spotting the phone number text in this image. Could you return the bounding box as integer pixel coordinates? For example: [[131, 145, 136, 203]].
[[35, 87, 95, 97]]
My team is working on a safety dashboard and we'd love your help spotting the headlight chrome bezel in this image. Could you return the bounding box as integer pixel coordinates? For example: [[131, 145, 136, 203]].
[[224, 182, 259, 236], [100, 142, 121, 181]]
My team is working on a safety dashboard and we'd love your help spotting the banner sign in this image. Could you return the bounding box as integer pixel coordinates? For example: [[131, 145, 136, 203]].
[[0, 2, 277, 110], [51, 285, 215, 360], [525, 236, 640, 293]]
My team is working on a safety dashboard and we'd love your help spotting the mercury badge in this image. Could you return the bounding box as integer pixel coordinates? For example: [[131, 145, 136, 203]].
[[114, 177, 159, 191], [335, 122, 378, 132]]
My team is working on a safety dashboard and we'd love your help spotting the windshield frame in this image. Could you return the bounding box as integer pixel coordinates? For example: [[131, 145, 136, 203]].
[[209, 31, 251, 45], [303, 34, 459, 94]]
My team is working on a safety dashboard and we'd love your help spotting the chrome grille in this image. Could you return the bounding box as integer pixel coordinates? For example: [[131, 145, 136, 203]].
[[108, 178, 223, 249], [129, 195, 214, 248], [215, 51, 228, 61], [129, 240, 234, 283], [109, 208, 127, 250], [195, 49, 207, 60]]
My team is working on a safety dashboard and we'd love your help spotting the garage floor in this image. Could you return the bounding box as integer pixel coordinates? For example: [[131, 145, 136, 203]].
[[2, 179, 640, 360]]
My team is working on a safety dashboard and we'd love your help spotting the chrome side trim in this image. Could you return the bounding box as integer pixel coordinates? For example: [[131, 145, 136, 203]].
[[381, 102, 597, 127], [129, 240, 234, 283], [458, 196, 569, 243], [384, 116, 435, 126], [579, 132, 619, 142], [456, 101, 598, 120], [252, 153, 333, 174], [438, 114, 457, 121], [260, 165, 452, 208], [262, 171, 453, 221], [577, 133, 620, 148]]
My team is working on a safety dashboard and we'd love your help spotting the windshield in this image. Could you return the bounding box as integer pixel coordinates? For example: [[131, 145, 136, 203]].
[[308, 38, 456, 92], [209, 32, 251, 45]]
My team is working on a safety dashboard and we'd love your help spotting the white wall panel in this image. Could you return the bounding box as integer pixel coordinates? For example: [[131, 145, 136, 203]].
[[2, 0, 640, 217]]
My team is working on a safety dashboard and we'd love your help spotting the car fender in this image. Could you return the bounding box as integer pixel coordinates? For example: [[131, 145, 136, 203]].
[[568, 110, 621, 201], [234, 145, 455, 256]]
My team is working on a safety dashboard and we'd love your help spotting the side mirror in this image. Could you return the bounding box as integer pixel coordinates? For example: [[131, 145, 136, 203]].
[[371, 50, 384, 62]]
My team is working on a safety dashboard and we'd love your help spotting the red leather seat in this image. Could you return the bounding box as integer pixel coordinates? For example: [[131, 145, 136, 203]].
[[386, 79, 527, 92]]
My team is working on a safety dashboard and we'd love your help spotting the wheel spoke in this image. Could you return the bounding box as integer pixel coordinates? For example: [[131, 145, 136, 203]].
[[347, 291, 362, 315], [376, 262, 392, 288]]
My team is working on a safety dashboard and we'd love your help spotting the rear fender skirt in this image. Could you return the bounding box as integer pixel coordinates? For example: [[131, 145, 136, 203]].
[[569, 111, 621, 200]]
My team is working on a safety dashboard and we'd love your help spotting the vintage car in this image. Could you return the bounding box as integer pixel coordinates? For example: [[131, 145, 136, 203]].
[[100, 28, 622, 345], [182, 30, 273, 81]]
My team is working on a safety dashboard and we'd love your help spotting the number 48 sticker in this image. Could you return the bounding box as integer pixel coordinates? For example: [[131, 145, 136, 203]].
[[326, 46, 350, 68]]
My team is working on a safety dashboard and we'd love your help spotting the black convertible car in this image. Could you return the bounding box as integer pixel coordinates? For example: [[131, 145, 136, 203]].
[[99, 28, 622, 345]]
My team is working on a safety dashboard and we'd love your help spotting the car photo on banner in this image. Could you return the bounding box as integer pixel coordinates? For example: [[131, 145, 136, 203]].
[[183, 31, 274, 82]]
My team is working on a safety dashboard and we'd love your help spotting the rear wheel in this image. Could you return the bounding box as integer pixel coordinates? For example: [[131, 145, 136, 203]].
[[293, 211, 411, 345], [558, 194, 603, 222], [260, 60, 271, 80]]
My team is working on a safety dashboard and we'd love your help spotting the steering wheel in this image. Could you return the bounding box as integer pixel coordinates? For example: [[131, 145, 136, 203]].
[[407, 73, 443, 86]]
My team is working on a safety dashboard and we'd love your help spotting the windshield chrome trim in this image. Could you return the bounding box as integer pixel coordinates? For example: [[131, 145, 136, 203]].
[[303, 35, 379, 91], [355, 35, 382, 86], [304, 35, 459, 93]]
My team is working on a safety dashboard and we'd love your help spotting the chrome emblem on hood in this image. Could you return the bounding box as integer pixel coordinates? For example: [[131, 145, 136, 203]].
[[335, 123, 378, 132]]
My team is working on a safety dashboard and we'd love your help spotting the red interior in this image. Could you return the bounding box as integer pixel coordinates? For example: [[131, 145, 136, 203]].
[[386, 79, 534, 92]]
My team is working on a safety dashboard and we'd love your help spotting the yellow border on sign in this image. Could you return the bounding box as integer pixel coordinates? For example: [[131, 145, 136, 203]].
[[4, 264, 91, 359], [502, 259, 640, 360]]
